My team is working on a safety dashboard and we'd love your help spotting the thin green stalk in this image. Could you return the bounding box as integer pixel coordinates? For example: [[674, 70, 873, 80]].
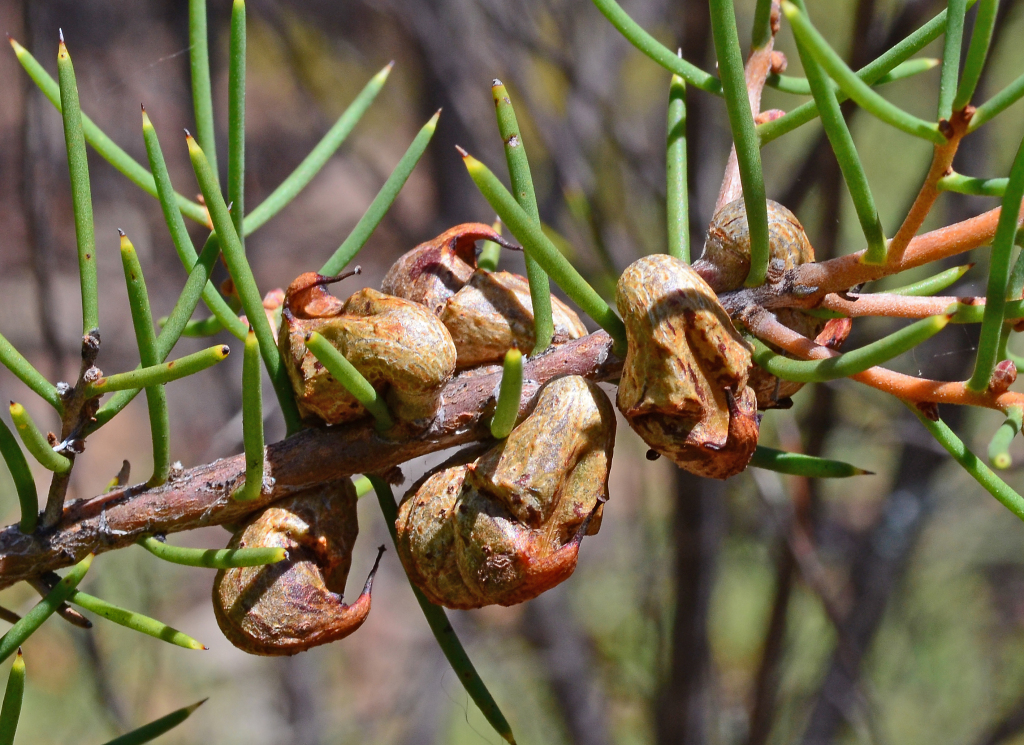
[[0, 555, 92, 664], [461, 152, 627, 355], [244, 62, 393, 234], [937, 172, 1007, 196], [0, 418, 38, 534], [988, 405, 1022, 469], [187, 134, 303, 433], [9, 403, 70, 474], [0, 650, 25, 745], [666, 74, 689, 262], [142, 111, 246, 340], [304, 332, 394, 431], [100, 700, 206, 745], [66, 589, 205, 650], [749, 313, 951, 383], [1008, 229, 1024, 301], [749, 446, 872, 477], [751, 0, 776, 50], [782, 2, 945, 144], [888, 264, 973, 295], [0, 333, 61, 412], [490, 348, 523, 439], [320, 112, 439, 276], [938, 0, 969, 119], [86, 345, 230, 395], [953, 0, 998, 111], [710, 0, 770, 286], [92, 230, 230, 431], [165, 315, 224, 337], [790, 0, 887, 264], [970, 70, 1024, 131], [57, 34, 98, 334], [767, 58, 940, 94], [229, 0, 246, 248], [138, 535, 285, 568], [967, 133, 1024, 391], [369, 477, 517, 745], [9, 38, 207, 224], [909, 404, 1024, 522], [189, 0, 217, 178], [234, 330, 264, 501], [590, 0, 722, 94], [493, 81, 553, 355], [120, 233, 169, 486], [951, 299, 1024, 323], [477, 219, 503, 272]]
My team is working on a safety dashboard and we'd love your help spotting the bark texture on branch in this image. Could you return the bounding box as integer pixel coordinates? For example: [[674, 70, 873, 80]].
[[0, 332, 620, 590]]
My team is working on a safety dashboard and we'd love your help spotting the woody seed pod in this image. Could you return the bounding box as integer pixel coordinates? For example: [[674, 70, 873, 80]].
[[279, 273, 457, 427], [617, 254, 759, 479], [383, 223, 586, 367], [212, 480, 383, 656], [395, 375, 615, 609]]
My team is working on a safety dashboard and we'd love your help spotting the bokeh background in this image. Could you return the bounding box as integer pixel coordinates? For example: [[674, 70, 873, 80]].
[[2, 0, 1024, 743]]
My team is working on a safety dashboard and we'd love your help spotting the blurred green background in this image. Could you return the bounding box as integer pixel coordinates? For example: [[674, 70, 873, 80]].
[[1, 0, 1024, 743]]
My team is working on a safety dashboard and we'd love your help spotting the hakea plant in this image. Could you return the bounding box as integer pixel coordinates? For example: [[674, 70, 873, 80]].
[[1, 0, 1024, 741]]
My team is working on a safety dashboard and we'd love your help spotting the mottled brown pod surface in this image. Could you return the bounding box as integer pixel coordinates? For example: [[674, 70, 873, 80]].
[[279, 274, 457, 427], [395, 375, 615, 609], [212, 480, 383, 656], [383, 223, 586, 367], [693, 198, 838, 408], [617, 254, 759, 479]]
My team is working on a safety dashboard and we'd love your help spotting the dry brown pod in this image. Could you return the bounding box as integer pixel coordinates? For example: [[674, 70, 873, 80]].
[[382, 223, 587, 367], [279, 272, 457, 427], [617, 254, 759, 479], [212, 479, 384, 656], [395, 375, 615, 609], [692, 198, 843, 408]]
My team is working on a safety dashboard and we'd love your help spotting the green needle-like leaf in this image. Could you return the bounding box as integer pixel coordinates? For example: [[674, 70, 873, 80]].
[[142, 110, 245, 340], [320, 112, 439, 276], [790, 0, 887, 264], [0, 555, 92, 664], [967, 134, 1024, 392], [666, 74, 689, 262], [229, 0, 246, 248], [0, 418, 38, 533], [187, 134, 303, 433], [749, 313, 951, 383], [590, 0, 722, 94], [120, 232, 170, 487], [369, 477, 517, 745], [244, 62, 393, 234], [57, 33, 98, 335], [936, 173, 1007, 196], [910, 404, 1024, 522], [780, 2, 947, 143], [490, 348, 523, 439], [938, 0, 969, 120], [138, 535, 285, 568], [461, 151, 627, 355], [164, 315, 225, 337], [304, 332, 394, 431], [0, 650, 25, 745], [477, 219, 503, 272], [709, 0, 770, 286], [953, 0, 998, 111], [970, 71, 1024, 131], [749, 446, 872, 478], [8, 403, 70, 474], [493, 81, 553, 355], [0, 333, 61, 413], [988, 406, 1022, 469], [189, 0, 217, 178], [353, 475, 373, 498], [9, 37, 207, 224], [233, 330, 264, 502], [66, 589, 205, 650], [100, 700, 207, 745], [768, 58, 940, 95], [87, 345, 230, 395], [887, 264, 973, 296]]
